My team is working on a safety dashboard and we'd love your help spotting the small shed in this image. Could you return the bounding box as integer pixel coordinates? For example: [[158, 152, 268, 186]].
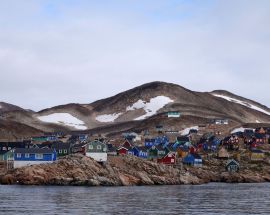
[[226, 159, 239, 173]]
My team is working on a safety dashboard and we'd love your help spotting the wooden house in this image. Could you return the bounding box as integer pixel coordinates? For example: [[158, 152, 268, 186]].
[[212, 119, 229, 125], [250, 149, 264, 161], [144, 138, 156, 147], [176, 136, 190, 145], [0, 150, 14, 161], [166, 111, 181, 118], [157, 151, 176, 165], [175, 146, 189, 158], [182, 153, 202, 167], [41, 141, 71, 157], [107, 144, 117, 156], [117, 140, 133, 155], [223, 135, 239, 150], [217, 147, 230, 159], [85, 140, 107, 162], [226, 159, 239, 173], [254, 133, 267, 144], [137, 146, 148, 159], [14, 148, 56, 168]]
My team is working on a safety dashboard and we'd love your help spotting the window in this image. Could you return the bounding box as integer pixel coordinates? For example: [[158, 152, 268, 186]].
[[88, 145, 93, 150], [35, 154, 43, 159], [17, 153, 21, 158], [3, 147, 7, 151], [64, 149, 67, 154], [97, 145, 101, 150], [59, 150, 62, 154], [25, 153, 30, 158]]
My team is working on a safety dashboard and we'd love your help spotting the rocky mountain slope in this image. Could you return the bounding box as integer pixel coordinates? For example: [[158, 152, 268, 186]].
[[1, 81, 270, 139]]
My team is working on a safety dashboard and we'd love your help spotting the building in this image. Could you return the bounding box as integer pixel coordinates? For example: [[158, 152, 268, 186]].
[[14, 148, 56, 168], [250, 149, 264, 161], [117, 140, 133, 155], [157, 151, 176, 165], [182, 153, 202, 167], [85, 140, 107, 162], [226, 159, 240, 173], [217, 147, 230, 159], [212, 119, 229, 125], [166, 111, 181, 118]]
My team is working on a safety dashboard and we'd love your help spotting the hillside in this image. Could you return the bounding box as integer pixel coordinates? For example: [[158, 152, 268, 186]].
[[1, 81, 270, 139]]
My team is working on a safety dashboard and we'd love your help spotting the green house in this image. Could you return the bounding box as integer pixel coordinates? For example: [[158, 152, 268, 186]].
[[167, 111, 181, 118], [0, 150, 14, 161], [85, 140, 107, 162], [148, 145, 169, 160]]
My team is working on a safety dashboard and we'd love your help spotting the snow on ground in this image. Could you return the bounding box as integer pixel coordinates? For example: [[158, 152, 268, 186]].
[[96, 113, 122, 123], [38, 113, 87, 130], [179, 126, 199, 136], [126, 96, 174, 120], [212, 94, 270, 116], [230, 127, 245, 134]]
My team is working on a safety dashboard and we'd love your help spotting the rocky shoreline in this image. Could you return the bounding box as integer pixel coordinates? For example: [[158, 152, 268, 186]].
[[1, 154, 270, 186]]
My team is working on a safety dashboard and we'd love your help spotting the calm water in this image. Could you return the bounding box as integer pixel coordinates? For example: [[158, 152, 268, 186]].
[[0, 183, 270, 215]]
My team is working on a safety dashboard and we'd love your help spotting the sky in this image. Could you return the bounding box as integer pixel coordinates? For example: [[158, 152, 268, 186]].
[[0, 0, 270, 111]]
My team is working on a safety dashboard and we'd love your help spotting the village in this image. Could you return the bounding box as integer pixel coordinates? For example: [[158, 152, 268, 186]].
[[1, 111, 270, 178]]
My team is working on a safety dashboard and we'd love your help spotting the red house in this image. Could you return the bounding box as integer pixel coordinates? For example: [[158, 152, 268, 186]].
[[158, 152, 176, 165], [117, 140, 133, 155]]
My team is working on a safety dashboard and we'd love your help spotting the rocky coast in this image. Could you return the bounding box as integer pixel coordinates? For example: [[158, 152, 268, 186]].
[[1, 154, 270, 186]]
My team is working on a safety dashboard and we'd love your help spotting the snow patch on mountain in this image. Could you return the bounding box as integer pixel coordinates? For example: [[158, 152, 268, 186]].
[[212, 94, 270, 116], [96, 113, 122, 123], [179, 126, 199, 136], [37, 113, 87, 130], [127, 96, 174, 120]]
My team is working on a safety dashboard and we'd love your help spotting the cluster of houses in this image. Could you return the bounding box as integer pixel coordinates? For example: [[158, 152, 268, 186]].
[[0, 126, 270, 173]]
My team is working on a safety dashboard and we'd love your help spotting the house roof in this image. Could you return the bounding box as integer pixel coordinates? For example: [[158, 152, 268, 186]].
[[14, 148, 55, 154], [226, 159, 239, 166], [250, 149, 264, 153]]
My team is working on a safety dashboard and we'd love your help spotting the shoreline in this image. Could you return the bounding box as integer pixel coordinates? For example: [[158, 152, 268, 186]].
[[1, 154, 270, 186]]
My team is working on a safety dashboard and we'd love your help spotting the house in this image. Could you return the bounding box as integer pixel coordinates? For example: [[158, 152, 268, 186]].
[[107, 144, 117, 156], [14, 148, 56, 168], [155, 125, 163, 132], [0, 150, 14, 161], [226, 159, 240, 173], [176, 136, 190, 145], [85, 140, 107, 162], [137, 146, 148, 159], [255, 127, 266, 134], [71, 142, 87, 154], [223, 135, 239, 150], [182, 153, 202, 167], [166, 111, 181, 118], [0, 141, 31, 154], [175, 146, 189, 158], [212, 119, 229, 125], [254, 133, 267, 144], [40, 141, 71, 157], [144, 138, 156, 147], [117, 140, 133, 155], [217, 147, 230, 159], [158, 151, 176, 165], [250, 149, 264, 161]]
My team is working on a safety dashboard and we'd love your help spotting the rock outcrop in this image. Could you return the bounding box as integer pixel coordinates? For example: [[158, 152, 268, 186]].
[[1, 154, 270, 186]]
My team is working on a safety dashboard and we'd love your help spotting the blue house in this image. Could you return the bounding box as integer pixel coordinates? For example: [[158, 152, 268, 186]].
[[137, 146, 148, 159], [130, 146, 140, 157], [14, 148, 56, 168], [144, 138, 156, 147], [182, 153, 202, 167]]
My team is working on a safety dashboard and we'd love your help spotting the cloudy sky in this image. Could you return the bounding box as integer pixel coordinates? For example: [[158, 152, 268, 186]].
[[0, 0, 269, 111]]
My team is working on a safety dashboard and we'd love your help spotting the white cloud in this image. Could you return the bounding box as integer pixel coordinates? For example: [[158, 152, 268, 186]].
[[0, 0, 269, 110]]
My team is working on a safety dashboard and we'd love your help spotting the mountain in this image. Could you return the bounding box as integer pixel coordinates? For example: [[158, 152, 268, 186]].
[[1, 81, 270, 139]]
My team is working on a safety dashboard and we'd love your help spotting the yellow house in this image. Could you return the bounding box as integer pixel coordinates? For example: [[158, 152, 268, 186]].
[[250, 149, 264, 161]]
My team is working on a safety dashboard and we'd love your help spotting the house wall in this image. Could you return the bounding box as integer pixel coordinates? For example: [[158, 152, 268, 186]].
[[86, 152, 107, 162], [14, 160, 54, 168]]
